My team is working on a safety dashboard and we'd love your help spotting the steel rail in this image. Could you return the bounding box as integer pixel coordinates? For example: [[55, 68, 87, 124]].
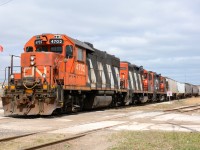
[[0, 132, 39, 142], [23, 121, 128, 150], [165, 104, 200, 112]]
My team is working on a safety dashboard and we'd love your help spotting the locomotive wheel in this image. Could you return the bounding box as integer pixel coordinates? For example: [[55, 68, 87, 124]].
[[159, 95, 165, 101], [72, 95, 84, 112], [63, 94, 84, 113], [140, 96, 148, 103]]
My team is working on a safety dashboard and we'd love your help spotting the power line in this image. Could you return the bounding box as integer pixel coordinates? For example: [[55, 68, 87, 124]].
[[0, 0, 13, 6]]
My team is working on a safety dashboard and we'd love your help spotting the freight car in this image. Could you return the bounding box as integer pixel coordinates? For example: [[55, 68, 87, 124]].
[[166, 77, 178, 99], [185, 83, 193, 97], [198, 86, 200, 96], [1, 33, 199, 116], [177, 82, 185, 99], [192, 85, 199, 97]]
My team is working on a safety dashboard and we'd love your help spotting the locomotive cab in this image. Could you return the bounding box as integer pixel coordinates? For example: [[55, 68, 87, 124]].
[[120, 62, 129, 89], [23, 34, 89, 89], [142, 69, 149, 91]]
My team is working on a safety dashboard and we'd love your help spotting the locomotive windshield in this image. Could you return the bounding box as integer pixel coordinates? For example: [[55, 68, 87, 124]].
[[36, 46, 48, 52], [50, 46, 62, 53], [143, 73, 147, 79], [35, 46, 62, 54]]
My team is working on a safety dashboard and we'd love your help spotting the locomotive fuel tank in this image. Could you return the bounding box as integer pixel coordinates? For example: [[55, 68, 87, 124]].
[[84, 95, 112, 109]]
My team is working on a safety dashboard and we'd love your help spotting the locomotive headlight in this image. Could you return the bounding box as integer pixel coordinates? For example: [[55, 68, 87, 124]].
[[10, 85, 16, 90], [42, 73, 46, 78], [30, 61, 35, 66], [10, 74, 14, 79], [30, 56, 35, 61], [144, 79, 148, 84]]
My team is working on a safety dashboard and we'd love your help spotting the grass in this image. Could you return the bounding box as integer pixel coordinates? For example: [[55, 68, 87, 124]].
[[110, 131, 200, 150]]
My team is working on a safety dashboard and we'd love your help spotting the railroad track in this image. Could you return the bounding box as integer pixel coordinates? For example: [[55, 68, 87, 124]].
[[0, 132, 40, 142], [0, 100, 181, 143], [22, 108, 175, 150], [0, 101, 161, 144], [2, 102, 198, 149], [165, 104, 200, 113], [0, 109, 136, 147], [23, 121, 128, 150]]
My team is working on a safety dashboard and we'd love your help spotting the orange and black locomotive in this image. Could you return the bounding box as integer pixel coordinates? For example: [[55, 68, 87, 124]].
[[2, 34, 126, 115]]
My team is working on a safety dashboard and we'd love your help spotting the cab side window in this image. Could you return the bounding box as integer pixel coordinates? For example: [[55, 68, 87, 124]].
[[143, 73, 147, 79], [77, 48, 83, 61], [149, 74, 152, 80], [26, 46, 33, 52], [66, 45, 73, 58]]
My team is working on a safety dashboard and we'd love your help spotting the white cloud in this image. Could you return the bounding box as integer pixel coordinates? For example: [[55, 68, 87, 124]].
[[0, 0, 200, 84]]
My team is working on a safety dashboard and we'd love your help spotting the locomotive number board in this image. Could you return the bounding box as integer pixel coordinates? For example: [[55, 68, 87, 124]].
[[35, 39, 43, 45], [49, 39, 64, 44], [34, 39, 64, 45]]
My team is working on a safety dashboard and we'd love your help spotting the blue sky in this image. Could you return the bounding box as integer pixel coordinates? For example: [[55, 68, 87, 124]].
[[0, 0, 200, 84]]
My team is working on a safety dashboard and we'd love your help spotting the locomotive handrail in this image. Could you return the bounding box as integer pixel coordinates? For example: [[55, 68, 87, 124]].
[[4, 65, 21, 87], [10, 54, 20, 76], [5, 65, 53, 88], [2, 67, 8, 88]]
